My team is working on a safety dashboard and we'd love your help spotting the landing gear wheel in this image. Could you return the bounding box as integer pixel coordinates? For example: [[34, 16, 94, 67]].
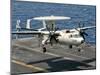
[[69, 45, 72, 49], [43, 47, 46, 53], [78, 48, 81, 52]]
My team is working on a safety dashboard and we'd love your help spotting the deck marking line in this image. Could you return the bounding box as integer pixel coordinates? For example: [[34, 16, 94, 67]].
[[13, 44, 74, 60], [12, 44, 95, 69], [12, 60, 47, 72], [13, 43, 90, 60]]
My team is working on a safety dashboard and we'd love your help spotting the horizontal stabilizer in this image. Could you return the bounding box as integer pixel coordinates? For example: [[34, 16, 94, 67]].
[[12, 31, 41, 35]]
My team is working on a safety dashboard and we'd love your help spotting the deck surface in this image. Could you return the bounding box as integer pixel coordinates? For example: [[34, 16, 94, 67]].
[[11, 37, 96, 74]]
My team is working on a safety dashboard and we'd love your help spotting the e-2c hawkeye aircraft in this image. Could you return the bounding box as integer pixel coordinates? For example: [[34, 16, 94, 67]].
[[12, 15, 95, 53]]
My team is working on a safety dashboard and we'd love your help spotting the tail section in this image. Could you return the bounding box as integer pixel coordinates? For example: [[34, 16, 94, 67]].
[[15, 19, 46, 32], [26, 19, 32, 29], [42, 20, 46, 28], [16, 20, 21, 31], [15, 20, 21, 39]]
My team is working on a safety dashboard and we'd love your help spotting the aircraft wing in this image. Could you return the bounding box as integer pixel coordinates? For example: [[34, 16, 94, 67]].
[[12, 31, 41, 35], [77, 26, 96, 30], [12, 30, 61, 35]]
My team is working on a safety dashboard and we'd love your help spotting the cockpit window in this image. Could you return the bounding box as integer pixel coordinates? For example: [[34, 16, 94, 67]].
[[70, 34, 80, 38], [73, 34, 80, 37], [66, 30, 70, 33]]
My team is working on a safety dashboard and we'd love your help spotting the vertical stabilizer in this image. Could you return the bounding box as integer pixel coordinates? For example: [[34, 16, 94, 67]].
[[16, 20, 21, 39], [16, 20, 21, 30], [42, 20, 46, 28], [26, 19, 31, 29]]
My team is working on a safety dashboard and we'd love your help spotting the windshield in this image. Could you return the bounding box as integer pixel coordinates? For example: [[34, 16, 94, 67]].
[[70, 34, 80, 38]]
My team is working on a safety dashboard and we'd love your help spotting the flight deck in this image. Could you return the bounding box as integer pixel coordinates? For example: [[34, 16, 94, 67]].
[[11, 37, 96, 74]]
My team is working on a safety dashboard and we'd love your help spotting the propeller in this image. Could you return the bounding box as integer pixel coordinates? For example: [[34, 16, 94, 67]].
[[49, 33, 59, 46], [79, 29, 88, 40], [76, 22, 88, 40], [46, 25, 59, 46]]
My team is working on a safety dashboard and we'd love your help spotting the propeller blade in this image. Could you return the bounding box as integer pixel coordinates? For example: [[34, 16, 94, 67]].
[[77, 22, 88, 40], [49, 33, 59, 46], [82, 32, 88, 36], [50, 36, 53, 46], [46, 23, 59, 46], [79, 30, 88, 41]]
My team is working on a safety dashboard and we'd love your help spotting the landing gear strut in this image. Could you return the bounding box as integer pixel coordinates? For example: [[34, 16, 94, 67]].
[[42, 39, 48, 53]]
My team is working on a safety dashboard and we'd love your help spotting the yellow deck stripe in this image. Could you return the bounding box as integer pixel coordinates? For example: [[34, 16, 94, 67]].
[[12, 60, 47, 72]]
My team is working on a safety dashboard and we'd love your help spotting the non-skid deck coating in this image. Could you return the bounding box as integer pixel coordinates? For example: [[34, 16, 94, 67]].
[[11, 37, 96, 74]]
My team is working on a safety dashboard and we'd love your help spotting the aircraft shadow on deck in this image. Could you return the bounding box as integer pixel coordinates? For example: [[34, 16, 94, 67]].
[[26, 57, 96, 72]]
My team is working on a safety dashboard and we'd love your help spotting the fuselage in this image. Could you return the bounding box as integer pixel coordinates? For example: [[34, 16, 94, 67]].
[[57, 30, 84, 45], [42, 29, 84, 46]]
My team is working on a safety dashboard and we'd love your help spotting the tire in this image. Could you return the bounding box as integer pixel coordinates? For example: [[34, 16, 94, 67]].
[[69, 45, 72, 49], [43, 47, 46, 53]]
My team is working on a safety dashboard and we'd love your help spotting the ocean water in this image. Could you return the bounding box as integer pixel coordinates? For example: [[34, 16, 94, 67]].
[[11, 0, 96, 44]]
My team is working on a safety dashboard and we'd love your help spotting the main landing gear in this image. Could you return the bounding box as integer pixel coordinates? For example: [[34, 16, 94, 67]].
[[69, 45, 72, 49], [78, 48, 81, 52], [43, 46, 47, 53], [69, 45, 83, 52]]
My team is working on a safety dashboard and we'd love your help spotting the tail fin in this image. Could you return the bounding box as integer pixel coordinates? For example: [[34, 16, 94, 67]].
[[15, 20, 21, 39], [26, 19, 32, 29], [16, 20, 21, 30], [42, 20, 46, 28]]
